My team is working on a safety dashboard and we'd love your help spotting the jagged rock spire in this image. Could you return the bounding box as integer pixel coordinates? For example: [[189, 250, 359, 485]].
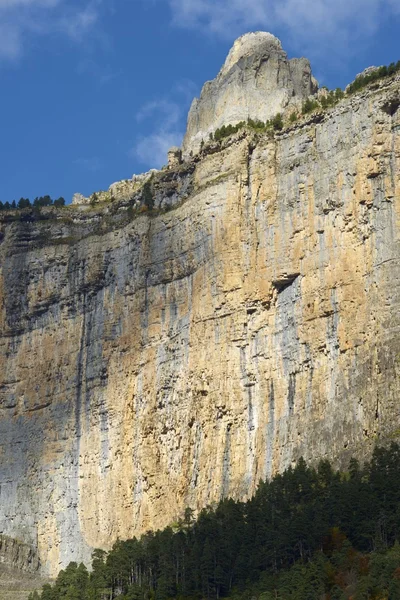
[[182, 32, 318, 156]]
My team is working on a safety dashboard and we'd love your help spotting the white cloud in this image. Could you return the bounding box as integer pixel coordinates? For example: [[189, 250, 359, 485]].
[[0, 0, 100, 61], [136, 99, 182, 131], [0, 0, 59, 7], [58, 4, 99, 40], [0, 24, 22, 60], [387, 0, 400, 12], [167, 0, 398, 52], [169, 0, 269, 34], [134, 131, 183, 167], [131, 81, 197, 168]]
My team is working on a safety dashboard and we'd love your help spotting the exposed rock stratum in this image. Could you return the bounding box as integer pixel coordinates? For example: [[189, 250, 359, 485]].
[[0, 33, 399, 578]]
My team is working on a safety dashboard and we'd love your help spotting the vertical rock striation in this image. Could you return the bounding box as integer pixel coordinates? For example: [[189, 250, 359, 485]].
[[0, 34, 399, 578]]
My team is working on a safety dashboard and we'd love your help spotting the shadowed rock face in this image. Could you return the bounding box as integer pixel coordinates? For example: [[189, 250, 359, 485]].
[[182, 32, 318, 156], [0, 536, 45, 600], [0, 535, 40, 573], [0, 39, 399, 580]]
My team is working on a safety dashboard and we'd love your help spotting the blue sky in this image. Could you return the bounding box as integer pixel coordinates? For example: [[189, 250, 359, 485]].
[[0, 0, 399, 203]]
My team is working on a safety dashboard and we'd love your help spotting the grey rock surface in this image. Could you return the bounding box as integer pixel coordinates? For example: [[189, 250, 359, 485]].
[[182, 32, 318, 156], [72, 193, 90, 205]]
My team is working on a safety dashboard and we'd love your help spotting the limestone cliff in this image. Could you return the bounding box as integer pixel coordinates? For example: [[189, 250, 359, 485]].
[[0, 35, 400, 579], [182, 32, 318, 156]]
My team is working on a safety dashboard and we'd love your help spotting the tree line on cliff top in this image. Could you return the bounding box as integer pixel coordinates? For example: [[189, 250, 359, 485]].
[[346, 61, 400, 94], [30, 442, 400, 600], [0, 195, 65, 211]]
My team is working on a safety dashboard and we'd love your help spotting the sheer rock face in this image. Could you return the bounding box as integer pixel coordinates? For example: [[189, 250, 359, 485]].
[[182, 32, 318, 156], [0, 73, 400, 578]]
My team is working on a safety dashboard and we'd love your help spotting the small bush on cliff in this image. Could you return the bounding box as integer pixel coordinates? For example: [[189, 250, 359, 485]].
[[247, 117, 267, 131], [271, 112, 283, 130], [335, 87, 345, 100], [320, 90, 339, 109], [142, 179, 154, 211], [302, 97, 320, 114]]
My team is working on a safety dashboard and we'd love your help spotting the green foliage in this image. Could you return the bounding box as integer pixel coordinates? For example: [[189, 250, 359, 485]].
[[335, 87, 345, 100], [289, 111, 298, 123], [247, 118, 268, 131], [214, 122, 245, 141], [302, 97, 320, 114], [0, 195, 66, 211], [18, 197, 31, 209], [346, 61, 400, 94], [35, 444, 400, 600], [271, 113, 283, 131], [213, 115, 286, 141], [302, 87, 344, 114], [33, 195, 53, 208], [320, 89, 341, 109], [142, 179, 154, 211]]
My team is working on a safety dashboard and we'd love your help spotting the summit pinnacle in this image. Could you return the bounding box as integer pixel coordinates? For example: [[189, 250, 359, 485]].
[[182, 31, 318, 156]]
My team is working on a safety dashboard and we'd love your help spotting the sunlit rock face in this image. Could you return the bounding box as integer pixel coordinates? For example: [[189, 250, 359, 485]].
[[0, 35, 399, 579], [182, 31, 318, 156]]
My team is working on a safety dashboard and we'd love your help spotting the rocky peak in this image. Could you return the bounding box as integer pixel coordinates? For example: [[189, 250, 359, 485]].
[[220, 32, 282, 76], [182, 31, 318, 156]]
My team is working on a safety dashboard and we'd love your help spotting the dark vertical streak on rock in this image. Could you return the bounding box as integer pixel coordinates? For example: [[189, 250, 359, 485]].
[[75, 292, 87, 443], [265, 380, 275, 480], [288, 373, 296, 415], [221, 424, 231, 498]]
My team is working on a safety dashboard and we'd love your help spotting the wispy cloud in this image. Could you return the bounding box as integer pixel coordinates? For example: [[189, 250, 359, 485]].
[[0, 0, 101, 61], [0, 24, 22, 60], [136, 99, 181, 130], [131, 81, 197, 168], [0, 0, 59, 7], [57, 3, 99, 40], [387, 0, 400, 13], [134, 131, 183, 167], [166, 0, 399, 54]]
